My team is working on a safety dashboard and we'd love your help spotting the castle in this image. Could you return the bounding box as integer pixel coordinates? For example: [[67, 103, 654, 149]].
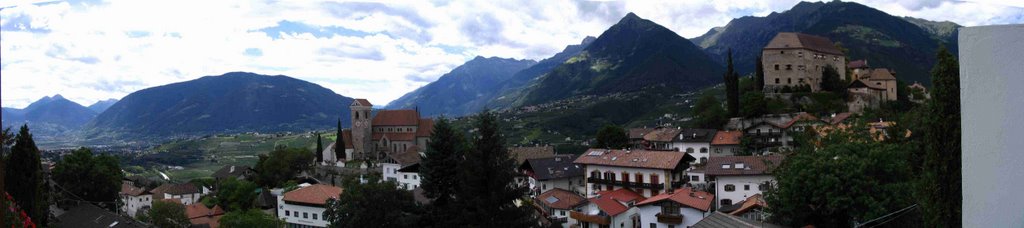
[[761, 32, 847, 92], [321, 99, 434, 164]]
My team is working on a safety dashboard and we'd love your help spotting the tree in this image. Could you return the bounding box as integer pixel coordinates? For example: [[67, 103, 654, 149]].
[[220, 209, 283, 228], [335, 118, 345, 160], [724, 49, 741, 117], [418, 117, 467, 226], [766, 126, 917, 227], [755, 56, 765, 92], [454, 110, 536, 227], [52, 147, 124, 210], [691, 93, 727, 129], [316, 133, 324, 163], [919, 46, 961, 228], [740, 92, 768, 118], [146, 200, 189, 228], [324, 179, 421, 228], [820, 65, 844, 93], [3, 125, 47, 226], [594, 125, 628, 149], [254, 147, 315, 187], [215, 178, 258, 211]]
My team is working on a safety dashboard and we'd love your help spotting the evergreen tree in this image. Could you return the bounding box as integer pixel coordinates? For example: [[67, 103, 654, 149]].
[[821, 65, 843, 93], [692, 93, 727, 129], [455, 110, 536, 227], [316, 133, 324, 163], [147, 200, 189, 228], [920, 46, 961, 228], [3, 125, 47, 226], [52, 147, 124, 210], [755, 56, 765, 92], [418, 117, 466, 226], [594, 125, 628, 149], [740, 92, 768, 118], [325, 179, 421, 228], [335, 118, 345, 160], [725, 50, 740, 117], [220, 209, 283, 228]]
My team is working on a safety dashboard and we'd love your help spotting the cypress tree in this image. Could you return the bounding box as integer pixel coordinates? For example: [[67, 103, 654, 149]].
[[336, 118, 345, 160], [920, 46, 961, 228], [418, 117, 467, 227], [316, 133, 323, 163], [725, 49, 740, 117], [755, 56, 765, 92], [455, 110, 534, 227], [4, 125, 47, 226]]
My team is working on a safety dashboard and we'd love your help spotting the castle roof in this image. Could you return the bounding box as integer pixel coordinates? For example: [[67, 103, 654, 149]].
[[764, 32, 843, 55], [372, 110, 420, 126]]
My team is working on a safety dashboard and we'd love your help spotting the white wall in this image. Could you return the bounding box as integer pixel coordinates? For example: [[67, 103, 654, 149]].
[[637, 204, 710, 228], [584, 165, 684, 198], [711, 145, 741, 157], [121, 194, 152, 217], [713, 175, 774, 209], [536, 177, 585, 195], [382, 163, 420, 190], [960, 24, 1024, 228], [277, 195, 330, 227], [671, 142, 711, 164]]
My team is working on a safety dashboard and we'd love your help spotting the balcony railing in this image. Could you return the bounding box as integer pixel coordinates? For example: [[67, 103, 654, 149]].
[[549, 216, 568, 224], [570, 211, 610, 225], [656, 213, 684, 224], [587, 177, 666, 189]]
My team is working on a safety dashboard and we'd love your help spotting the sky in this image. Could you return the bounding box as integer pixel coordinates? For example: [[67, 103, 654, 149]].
[[2, 0, 1022, 109]]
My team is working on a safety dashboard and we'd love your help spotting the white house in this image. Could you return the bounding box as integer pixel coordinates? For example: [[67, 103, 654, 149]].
[[570, 188, 646, 228], [119, 181, 151, 218], [706, 155, 784, 209], [535, 188, 587, 228], [277, 184, 343, 228], [636, 188, 714, 228], [574, 149, 695, 198], [321, 134, 355, 167], [670, 128, 717, 164], [151, 183, 209, 206], [381, 146, 422, 190], [520, 154, 585, 196], [710, 130, 743, 157]]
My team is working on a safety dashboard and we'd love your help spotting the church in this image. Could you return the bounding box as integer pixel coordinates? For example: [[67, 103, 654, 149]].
[[320, 99, 434, 165]]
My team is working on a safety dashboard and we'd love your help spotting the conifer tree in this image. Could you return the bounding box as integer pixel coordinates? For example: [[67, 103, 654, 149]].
[[419, 118, 465, 207], [725, 50, 740, 117], [455, 110, 535, 227], [755, 56, 765, 92], [316, 133, 324, 163], [336, 118, 345, 160], [4, 125, 47, 226], [920, 46, 961, 228]]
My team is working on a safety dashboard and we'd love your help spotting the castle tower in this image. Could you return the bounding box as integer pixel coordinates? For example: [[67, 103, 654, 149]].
[[350, 99, 373, 160]]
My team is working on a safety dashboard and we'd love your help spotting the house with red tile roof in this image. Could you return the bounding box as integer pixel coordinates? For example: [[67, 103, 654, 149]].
[[570, 188, 646, 228], [535, 188, 587, 228], [382, 145, 423, 190], [186, 203, 225, 228], [276, 184, 343, 228], [706, 155, 784, 209], [710, 130, 743, 157], [150, 182, 209, 206], [119, 180, 152, 217], [717, 194, 769, 223], [636, 188, 715, 228], [575, 149, 695, 198]]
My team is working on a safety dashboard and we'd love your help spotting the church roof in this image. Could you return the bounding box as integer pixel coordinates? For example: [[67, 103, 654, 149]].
[[763, 32, 843, 55], [352, 99, 372, 106], [372, 110, 420, 126]]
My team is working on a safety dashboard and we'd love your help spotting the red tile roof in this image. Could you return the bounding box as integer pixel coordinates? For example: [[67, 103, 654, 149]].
[[510, 146, 556, 165], [591, 188, 646, 216], [283, 184, 343, 206], [642, 128, 683, 142], [537, 188, 587, 210], [629, 128, 654, 139], [780, 112, 821, 129], [848, 60, 868, 69], [637, 188, 714, 212], [120, 182, 148, 196], [869, 68, 896, 80], [764, 32, 843, 55], [823, 112, 853, 125], [186, 204, 225, 219], [706, 155, 785, 176], [575, 149, 692, 170], [416, 119, 434, 137], [372, 110, 420, 126], [353, 99, 372, 106], [388, 146, 422, 167], [728, 194, 766, 216], [711, 131, 742, 146]]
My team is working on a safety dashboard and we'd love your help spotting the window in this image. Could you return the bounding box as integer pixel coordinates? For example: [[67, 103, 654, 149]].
[[780, 51, 784, 54], [285, 210, 290, 216], [744, 184, 750, 190], [724, 184, 736, 192], [542, 184, 546, 190], [413, 175, 417, 180], [786, 64, 792, 70], [622, 172, 630, 183], [775, 78, 780, 84], [700, 157, 707, 164], [404, 174, 408, 179], [313, 213, 318, 220], [715, 148, 721, 153], [304, 212, 308, 219], [561, 210, 566, 216], [700, 147, 708, 153], [635, 173, 644, 184], [651, 223, 656, 228], [691, 175, 700, 182], [591, 171, 601, 179], [721, 199, 733, 206], [651, 174, 660, 185], [788, 78, 792, 84], [774, 64, 779, 70], [686, 148, 694, 153], [661, 202, 680, 215], [759, 182, 771, 191]]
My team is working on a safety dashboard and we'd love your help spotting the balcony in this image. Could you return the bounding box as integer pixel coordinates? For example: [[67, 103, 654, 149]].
[[570, 211, 610, 225], [587, 177, 666, 189], [549, 216, 568, 224], [656, 213, 684, 224]]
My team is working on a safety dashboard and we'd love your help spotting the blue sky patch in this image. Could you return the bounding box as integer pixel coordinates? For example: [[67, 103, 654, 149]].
[[255, 20, 372, 39], [244, 48, 263, 57]]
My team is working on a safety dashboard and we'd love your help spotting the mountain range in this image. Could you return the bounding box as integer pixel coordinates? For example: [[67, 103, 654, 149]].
[[690, 1, 960, 85], [2, 95, 99, 142], [82, 72, 354, 140], [88, 99, 120, 113], [385, 56, 536, 117]]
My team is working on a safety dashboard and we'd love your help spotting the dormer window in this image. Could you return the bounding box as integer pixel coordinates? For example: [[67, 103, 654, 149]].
[[735, 163, 746, 169], [722, 164, 732, 169]]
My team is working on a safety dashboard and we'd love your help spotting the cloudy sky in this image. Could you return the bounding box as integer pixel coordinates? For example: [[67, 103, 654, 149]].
[[2, 0, 1022, 109]]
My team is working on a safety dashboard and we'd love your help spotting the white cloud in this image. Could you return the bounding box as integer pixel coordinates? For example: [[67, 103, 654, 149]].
[[2, 0, 1021, 109]]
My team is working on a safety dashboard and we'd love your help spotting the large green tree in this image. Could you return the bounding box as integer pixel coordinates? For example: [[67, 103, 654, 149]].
[[691, 93, 727, 129], [214, 178, 258, 211], [324, 179, 421, 228], [766, 126, 917, 227], [755, 56, 765, 92], [146, 200, 189, 228], [724, 50, 741, 117], [919, 46, 960, 228], [594, 124, 628, 149], [418, 117, 467, 227], [316, 133, 324, 163], [455, 110, 536, 227], [739, 92, 768, 118], [820, 65, 845, 93], [3, 125, 47, 226], [335, 118, 345, 160], [52, 147, 124, 210], [254, 147, 315, 187], [220, 209, 283, 228]]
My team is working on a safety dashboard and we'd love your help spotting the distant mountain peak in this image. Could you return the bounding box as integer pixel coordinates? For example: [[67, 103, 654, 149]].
[[581, 36, 597, 44], [52, 94, 65, 100]]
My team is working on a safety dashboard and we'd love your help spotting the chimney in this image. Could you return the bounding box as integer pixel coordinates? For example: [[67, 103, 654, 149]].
[[230, 166, 235, 173]]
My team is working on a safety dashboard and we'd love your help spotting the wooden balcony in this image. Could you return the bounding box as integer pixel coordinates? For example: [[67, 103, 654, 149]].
[[570, 211, 610, 225], [656, 213, 683, 224]]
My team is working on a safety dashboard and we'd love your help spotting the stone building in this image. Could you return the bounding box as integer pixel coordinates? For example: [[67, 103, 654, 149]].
[[761, 32, 846, 92], [322, 99, 434, 164]]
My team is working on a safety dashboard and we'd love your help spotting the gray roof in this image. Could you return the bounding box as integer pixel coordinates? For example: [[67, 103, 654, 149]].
[[676, 128, 718, 143], [211, 165, 252, 179], [693, 212, 788, 228], [54, 203, 147, 228], [521, 155, 584, 181]]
